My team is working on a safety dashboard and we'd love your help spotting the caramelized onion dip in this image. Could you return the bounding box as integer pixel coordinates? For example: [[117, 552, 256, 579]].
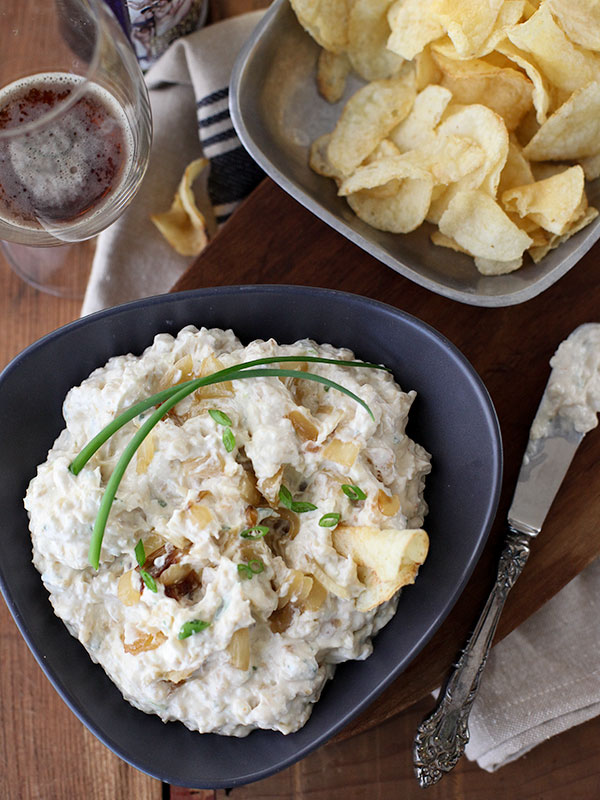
[[25, 327, 431, 736]]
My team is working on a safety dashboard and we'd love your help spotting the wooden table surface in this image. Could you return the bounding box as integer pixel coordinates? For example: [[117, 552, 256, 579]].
[[1, 1, 600, 798]]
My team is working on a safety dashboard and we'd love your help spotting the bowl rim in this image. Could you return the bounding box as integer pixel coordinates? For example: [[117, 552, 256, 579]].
[[0, 285, 503, 787]]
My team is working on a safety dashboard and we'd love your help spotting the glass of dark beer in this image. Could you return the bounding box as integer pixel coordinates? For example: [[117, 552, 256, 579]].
[[0, 0, 152, 296]]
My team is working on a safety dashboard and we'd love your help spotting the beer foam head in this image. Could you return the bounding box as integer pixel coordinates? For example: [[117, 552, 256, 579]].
[[0, 73, 133, 226]]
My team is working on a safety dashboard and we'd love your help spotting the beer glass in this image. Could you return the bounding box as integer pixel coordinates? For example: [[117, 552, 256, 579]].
[[0, 0, 152, 296]]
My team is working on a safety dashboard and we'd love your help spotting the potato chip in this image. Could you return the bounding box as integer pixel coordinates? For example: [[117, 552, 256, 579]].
[[430, 229, 470, 254], [151, 158, 209, 257], [523, 81, 600, 161], [317, 49, 351, 103], [431, 0, 526, 60], [290, 0, 351, 54], [332, 525, 429, 611], [580, 152, 600, 181], [439, 189, 533, 260], [496, 41, 551, 125], [347, 0, 405, 81], [436, 0, 504, 59], [497, 140, 534, 196], [547, 0, 600, 53], [309, 133, 342, 179], [390, 84, 452, 151], [508, 3, 600, 97], [431, 50, 533, 131], [387, 0, 445, 60], [414, 47, 443, 91], [428, 103, 509, 221], [501, 165, 586, 236], [529, 206, 599, 263], [474, 255, 523, 275], [346, 175, 434, 233], [327, 74, 416, 175]]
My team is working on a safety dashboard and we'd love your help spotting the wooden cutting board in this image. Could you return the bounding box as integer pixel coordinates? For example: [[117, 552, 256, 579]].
[[172, 177, 600, 740]]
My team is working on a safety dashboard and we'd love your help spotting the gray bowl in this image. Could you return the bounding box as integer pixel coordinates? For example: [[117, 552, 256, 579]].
[[230, 0, 600, 307], [0, 286, 501, 788]]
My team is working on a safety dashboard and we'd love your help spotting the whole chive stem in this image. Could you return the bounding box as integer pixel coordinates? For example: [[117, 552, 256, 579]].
[[70, 355, 386, 475], [82, 356, 387, 569]]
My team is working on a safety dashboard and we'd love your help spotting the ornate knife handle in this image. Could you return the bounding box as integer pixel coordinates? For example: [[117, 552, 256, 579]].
[[413, 527, 531, 788]]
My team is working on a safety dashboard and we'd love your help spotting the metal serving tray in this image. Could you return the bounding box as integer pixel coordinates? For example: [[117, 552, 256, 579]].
[[230, 0, 600, 307]]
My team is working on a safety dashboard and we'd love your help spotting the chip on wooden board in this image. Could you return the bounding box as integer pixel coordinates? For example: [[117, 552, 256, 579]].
[[151, 158, 209, 257]]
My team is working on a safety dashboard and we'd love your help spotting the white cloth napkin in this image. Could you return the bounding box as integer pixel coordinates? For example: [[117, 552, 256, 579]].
[[81, 10, 265, 316], [80, 11, 600, 773]]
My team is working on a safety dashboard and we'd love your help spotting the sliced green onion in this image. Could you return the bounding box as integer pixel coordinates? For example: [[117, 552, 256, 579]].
[[178, 619, 211, 640], [209, 408, 232, 427], [341, 484, 367, 501], [222, 427, 236, 452], [237, 559, 264, 580], [140, 570, 157, 593], [279, 484, 317, 514], [318, 512, 341, 528], [240, 525, 269, 540], [278, 484, 317, 514], [278, 485, 293, 509], [291, 500, 318, 513], [76, 355, 388, 569], [134, 539, 157, 593], [134, 538, 146, 568]]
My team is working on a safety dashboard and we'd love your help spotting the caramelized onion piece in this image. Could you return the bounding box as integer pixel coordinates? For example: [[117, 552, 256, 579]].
[[228, 628, 250, 670], [117, 569, 142, 606], [141, 542, 182, 578], [269, 603, 296, 634], [163, 568, 201, 601], [323, 438, 360, 467], [123, 630, 167, 655], [302, 577, 328, 612], [136, 431, 155, 474], [377, 489, 401, 517], [287, 409, 319, 442], [159, 354, 194, 390]]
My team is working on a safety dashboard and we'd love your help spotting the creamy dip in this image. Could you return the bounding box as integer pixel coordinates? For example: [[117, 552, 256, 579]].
[[25, 327, 431, 736], [531, 323, 600, 439]]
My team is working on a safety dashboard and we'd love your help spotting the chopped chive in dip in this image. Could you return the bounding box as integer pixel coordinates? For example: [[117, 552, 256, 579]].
[[178, 619, 211, 640], [209, 408, 236, 453], [208, 409, 232, 427], [318, 512, 341, 528], [134, 539, 158, 593], [278, 485, 318, 513], [341, 484, 367, 501], [222, 426, 236, 453], [72, 355, 388, 570], [237, 559, 265, 580], [240, 525, 269, 540]]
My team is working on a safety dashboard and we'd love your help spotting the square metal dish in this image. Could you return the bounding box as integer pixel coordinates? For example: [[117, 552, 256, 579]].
[[230, 0, 600, 307]]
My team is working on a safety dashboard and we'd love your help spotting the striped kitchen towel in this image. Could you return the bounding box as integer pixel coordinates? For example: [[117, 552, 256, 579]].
[[81, 10, 265, 316], [196, 86, 264, 227]]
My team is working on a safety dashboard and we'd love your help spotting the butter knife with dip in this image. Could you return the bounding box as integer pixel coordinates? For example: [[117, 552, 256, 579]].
[[413, 323, 600, 787]]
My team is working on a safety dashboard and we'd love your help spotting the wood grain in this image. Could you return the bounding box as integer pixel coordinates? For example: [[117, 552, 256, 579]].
[[173, 177, 600, 739]]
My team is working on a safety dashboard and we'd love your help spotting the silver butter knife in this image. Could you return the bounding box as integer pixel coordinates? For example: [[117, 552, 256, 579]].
[[413, 324, 600, 787]]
